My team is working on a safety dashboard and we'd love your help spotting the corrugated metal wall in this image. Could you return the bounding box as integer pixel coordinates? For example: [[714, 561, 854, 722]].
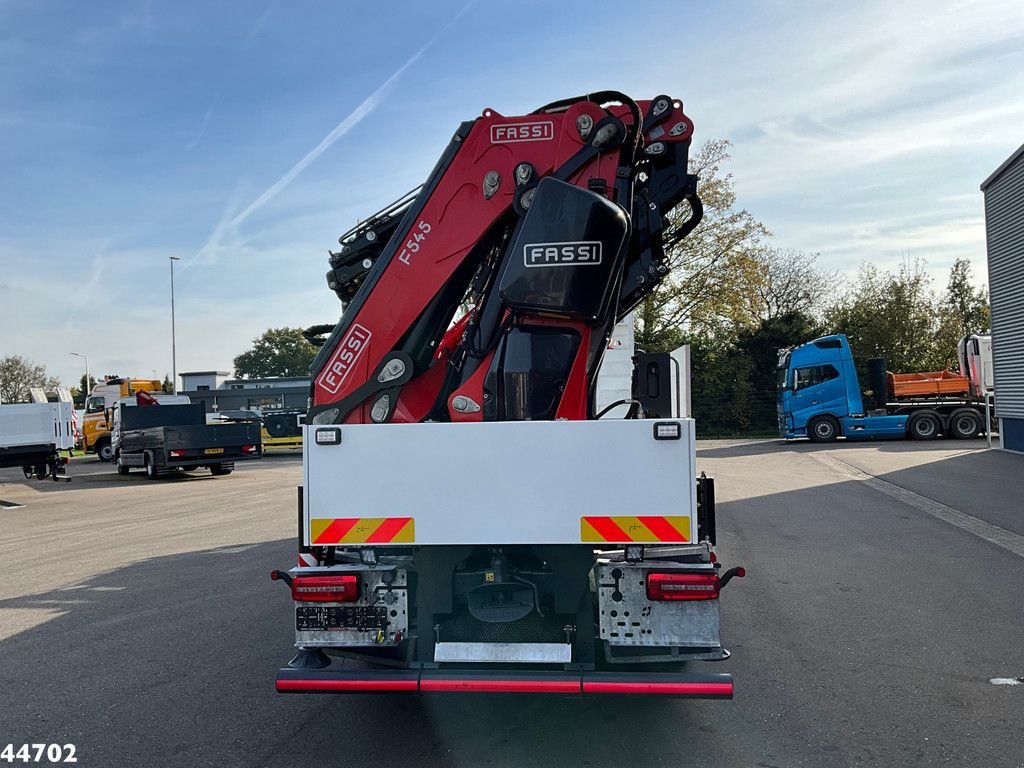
[[983, 151, 1024, 429]]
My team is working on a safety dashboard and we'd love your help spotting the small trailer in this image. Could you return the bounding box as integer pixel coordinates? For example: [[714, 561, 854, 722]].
[[0, 401, 74, 481]]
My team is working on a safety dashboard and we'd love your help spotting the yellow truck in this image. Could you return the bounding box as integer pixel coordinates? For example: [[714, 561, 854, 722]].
[[81, 377, 163, 461], [260, 409, 304, 450]]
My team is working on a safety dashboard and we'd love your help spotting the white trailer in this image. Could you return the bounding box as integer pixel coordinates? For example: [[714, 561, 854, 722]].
[[0, 401, 74, 480]]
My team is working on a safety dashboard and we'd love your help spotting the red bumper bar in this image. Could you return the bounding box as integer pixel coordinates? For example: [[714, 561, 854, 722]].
[[276, 668, 733, 698]]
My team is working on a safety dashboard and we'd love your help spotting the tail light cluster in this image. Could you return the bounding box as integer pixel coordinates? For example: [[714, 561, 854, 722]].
[[242, 444, 258, 454], [290, 574, 359, 603], [646, 572, 720, 601], [169, 449, 186, 458]]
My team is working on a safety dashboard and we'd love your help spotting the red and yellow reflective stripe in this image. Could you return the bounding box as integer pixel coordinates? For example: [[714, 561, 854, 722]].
[[310, 517, 415, 545], [580, 516, 690, 543]]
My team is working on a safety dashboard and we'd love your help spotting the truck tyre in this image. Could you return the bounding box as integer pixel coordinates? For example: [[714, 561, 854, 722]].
[[116, 452, 130, 475], [210, 463, 233, 476], [808, 415, 840, 443], [265, 414, 290, 438], [144, 454, 160, 480], [95, 438, 113, 462], [908, 412, 941, 440], [948, 409, 982, 439]]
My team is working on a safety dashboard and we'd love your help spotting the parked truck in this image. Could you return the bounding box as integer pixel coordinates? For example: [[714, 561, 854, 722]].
[[82, 377, 163, 461], [0, 400, 74, 481], [210, 409, 305, 450], [111, 393, 262, 478], [271, 92, 746, 698], [777, 333, 993, 442], [260, 409, 305, 449]]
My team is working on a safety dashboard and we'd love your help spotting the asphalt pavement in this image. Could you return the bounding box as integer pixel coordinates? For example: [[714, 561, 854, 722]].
[[1, 440, 1022, 767]]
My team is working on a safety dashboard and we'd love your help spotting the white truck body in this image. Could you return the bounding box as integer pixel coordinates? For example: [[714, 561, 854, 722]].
[[0, 401, 74, 480], [594, 314, 636, 415], [0, 402, 75, 451], [302, 418, 697, 547], [958, 334, 994, 397]]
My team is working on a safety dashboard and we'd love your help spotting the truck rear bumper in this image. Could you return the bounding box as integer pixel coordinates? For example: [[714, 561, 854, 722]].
[[276, 667, 734, 698], [0, 444, 60, 468], [166, 454, 260, 469]]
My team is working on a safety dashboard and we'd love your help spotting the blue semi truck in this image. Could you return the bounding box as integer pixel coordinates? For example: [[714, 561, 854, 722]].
[[777, 334, 993, 442]]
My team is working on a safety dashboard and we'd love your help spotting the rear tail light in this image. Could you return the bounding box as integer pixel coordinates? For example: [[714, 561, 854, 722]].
[[291, 574, 359, 602], [242, 444, 257, 453], [169, 449, 186, 458], [646, 572, 720, 601]]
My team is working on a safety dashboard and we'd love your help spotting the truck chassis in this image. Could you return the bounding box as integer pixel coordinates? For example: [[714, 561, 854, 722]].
[[275, 420, 741, 698]]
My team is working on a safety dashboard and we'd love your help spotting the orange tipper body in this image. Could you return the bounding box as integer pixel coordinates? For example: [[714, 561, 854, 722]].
[[888, 370, 971, 399]]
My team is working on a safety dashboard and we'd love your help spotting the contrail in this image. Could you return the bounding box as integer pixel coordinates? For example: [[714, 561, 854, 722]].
[[185, 102, 216, 151], [185, 0, 477, 270], [226, 45, 426, 229]]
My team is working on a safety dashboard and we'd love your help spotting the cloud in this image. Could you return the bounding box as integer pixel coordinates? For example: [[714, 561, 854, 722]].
[[684, 0, 1024, 286], [185, 0, 478, 272]]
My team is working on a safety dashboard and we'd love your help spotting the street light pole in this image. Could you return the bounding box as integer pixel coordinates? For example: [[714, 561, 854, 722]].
[[169, 257, 180, 395], [70, 352, 90, 402]]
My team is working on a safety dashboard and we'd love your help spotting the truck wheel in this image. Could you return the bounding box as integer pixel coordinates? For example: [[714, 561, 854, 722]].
[[210, 464, 233, 476], [96, 438, 113, 462], [144, 454, 160, 480], [948, 409, 982, 439], [265, 414, 290, 438], [908, 412, 941, 440], [808, 415, 840, 443], [116, 453, 130, 475]]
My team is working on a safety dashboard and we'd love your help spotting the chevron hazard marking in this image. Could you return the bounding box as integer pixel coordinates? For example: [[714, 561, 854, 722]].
[[310, 517, 415, 545], [580, 516, 690, 543]]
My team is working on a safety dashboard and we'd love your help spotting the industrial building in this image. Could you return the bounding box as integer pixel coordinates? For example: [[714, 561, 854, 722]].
[[981, 143, 1024, 453], [179, 371, 309, 414]]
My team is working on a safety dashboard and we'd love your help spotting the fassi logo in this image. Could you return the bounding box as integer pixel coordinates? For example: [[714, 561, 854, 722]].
[[524, 241, 603, 268], [318, 324, 372, 395], [490, 121, 554, 143]]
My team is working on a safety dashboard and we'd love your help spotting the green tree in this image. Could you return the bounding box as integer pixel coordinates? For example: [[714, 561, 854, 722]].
[[737, 311, 824, 382], [746, 249, 837, 323], [688, 311, 823, 436], [70, 373, 98, 407], [825, 258, 939, 372], [162, 374, 174, 393], [687, 334, 758, 436], [233, 327, 317, 378], [944, 258, 989, 336], [0, 355, 61, 403], [636, 139, 770, 352], [933, 258, 990, 369], [918, 259, 989, 371]]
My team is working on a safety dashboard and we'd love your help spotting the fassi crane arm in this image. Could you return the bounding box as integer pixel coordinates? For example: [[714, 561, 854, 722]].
[[308, 92, 702, 426]]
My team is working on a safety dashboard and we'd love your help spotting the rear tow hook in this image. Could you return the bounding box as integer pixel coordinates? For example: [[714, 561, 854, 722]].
[[719, 566, 746, 589], [270, 570, 294, 588]]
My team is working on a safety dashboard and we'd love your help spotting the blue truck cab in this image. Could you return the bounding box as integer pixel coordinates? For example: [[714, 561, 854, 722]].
[[777, 334, 908, 441]]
